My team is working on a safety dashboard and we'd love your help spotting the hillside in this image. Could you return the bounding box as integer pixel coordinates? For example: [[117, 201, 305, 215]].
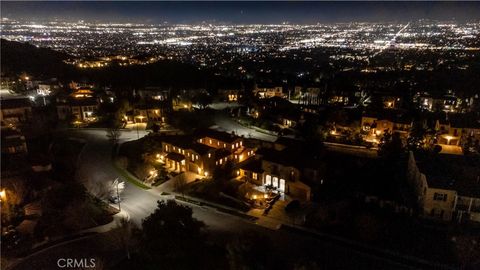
[[0, 39, 76, 79]]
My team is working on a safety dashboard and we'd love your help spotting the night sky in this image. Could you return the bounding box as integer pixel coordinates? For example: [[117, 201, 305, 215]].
[[2, 1, 480, 24]]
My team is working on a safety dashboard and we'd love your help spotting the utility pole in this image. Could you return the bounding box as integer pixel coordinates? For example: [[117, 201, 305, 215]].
[[116, 180, 121, 211], [113, 178, 124, 211]]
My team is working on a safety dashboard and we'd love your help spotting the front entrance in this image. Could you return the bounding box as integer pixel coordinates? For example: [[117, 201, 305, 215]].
[[279, 179, 285, 192]]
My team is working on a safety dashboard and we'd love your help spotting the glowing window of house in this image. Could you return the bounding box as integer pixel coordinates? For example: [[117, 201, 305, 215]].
[[173, 146, 176, 151], [231, 145, 234, 149], [433, 193, 447, 201], [224, 143, 226, 148], [240, 141, 242, 146], [217, 141, 220, 146], [182, 150, 185, 155], [208, 153, 211, 158], [200, 139, 203, 143], [219, 159, 223, 165], [252, 173, 258, 180], [209, 139, 212, 144], [265, 175, 272, 185]]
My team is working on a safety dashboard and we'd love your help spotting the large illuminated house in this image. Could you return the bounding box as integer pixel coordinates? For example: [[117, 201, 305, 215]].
[[238, 137, 325, 201], [56, 88, 99, 123], [158, 129, 254, 177]]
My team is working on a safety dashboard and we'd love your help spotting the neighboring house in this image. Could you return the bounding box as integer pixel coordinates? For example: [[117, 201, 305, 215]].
[[1, 128, 28, 155], [172, 98, 192, 111], [130, 105, 166, 123], [361, 111, 412, 143], [239, 139, 326, 202], [57, 98, 99, 122], [0, 97, 32, 127], [415, 93, 459, 112], [435, 117, 480, 147], [407, 152, 480, 223], [56, 89, 99, 123], [328, 90, 350, 106], [137, 87, 170, 101], [218, 89, 242, 102], [254, 85, 284, 99]]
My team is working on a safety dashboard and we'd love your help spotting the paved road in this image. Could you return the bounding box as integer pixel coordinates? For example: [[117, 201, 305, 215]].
[[60, 129, 426, 269], [211, 111, 277, 142]]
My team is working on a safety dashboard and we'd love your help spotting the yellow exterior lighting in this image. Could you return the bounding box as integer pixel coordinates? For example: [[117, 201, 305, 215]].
[[0, 189, 6, 201]]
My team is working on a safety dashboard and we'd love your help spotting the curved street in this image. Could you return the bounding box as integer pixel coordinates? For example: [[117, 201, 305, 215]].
[[57, 128, 418, 269]]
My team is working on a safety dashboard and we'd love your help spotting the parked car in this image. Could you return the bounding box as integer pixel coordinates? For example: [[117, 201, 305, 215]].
[[109, 195, 121, 204]]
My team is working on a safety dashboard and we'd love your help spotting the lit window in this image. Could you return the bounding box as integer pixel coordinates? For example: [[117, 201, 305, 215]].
[[433, 193, 447, 201], [208, 153, 211, 158], [209, 139, 212, 144], [253, 173, 257, 180]]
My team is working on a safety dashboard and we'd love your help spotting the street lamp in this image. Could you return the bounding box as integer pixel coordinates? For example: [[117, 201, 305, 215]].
[[112, 178, 125, 211]]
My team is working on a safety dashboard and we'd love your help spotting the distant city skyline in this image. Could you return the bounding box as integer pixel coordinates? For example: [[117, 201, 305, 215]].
[[2, 1, 480, 24]]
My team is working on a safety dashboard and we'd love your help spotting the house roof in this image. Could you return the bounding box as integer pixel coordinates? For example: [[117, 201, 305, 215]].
[[195, 128, 241, 143], [0, 98, 32, 109], [239, 158, 264, 173], [190, 143, 215, 155], [417, 154, 480, 198], [165, 152, 185, 162], [215, 148, 232, 159], [162, 135, 215, 155]]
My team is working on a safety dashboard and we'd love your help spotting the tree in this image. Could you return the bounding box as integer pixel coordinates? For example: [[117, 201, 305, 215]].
[[227, 230, 272, 270], [407, 120, 426, 151], [137, 200, 206, 269], [378, 131, 404, 161], [110, 218, 138, 260], [106, 127, 121, 144]]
